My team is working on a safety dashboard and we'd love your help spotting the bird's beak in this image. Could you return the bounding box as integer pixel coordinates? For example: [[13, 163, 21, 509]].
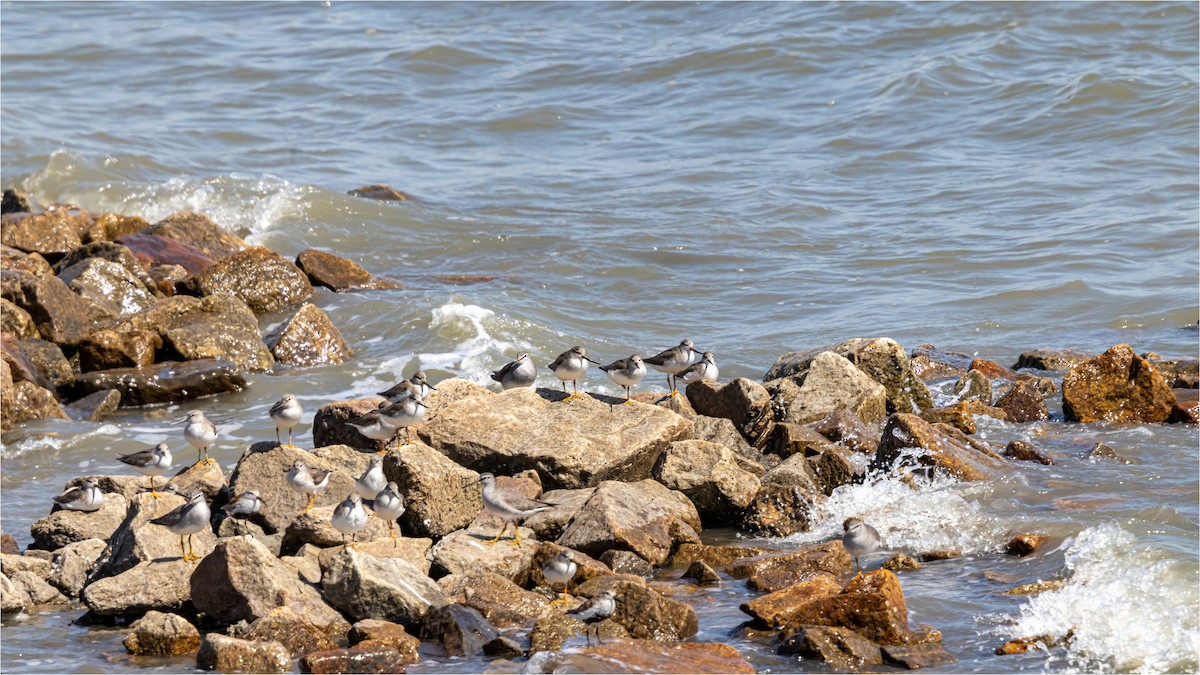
[[584, 356, 601, 364], [462, 475, 484, 488], [415, 400, 429, 409], [426, 382, 438, 391]]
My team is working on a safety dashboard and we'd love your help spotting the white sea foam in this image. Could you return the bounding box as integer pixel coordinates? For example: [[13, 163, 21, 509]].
[[420, 302, 525, 386]]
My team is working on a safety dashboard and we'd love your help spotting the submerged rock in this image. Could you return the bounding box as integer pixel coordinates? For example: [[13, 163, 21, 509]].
[[727, 541, 852, 592], [1062, 344, 1176, 423], [263, 302, 351, 367], [301, 643, 416, 674], [419, 602, 502, 656], [778, 624, 883, 668], [1014, 348, 1097, 372], [872, 413, 1007, 481], [295, 249, 404, 291], [528, 639, 756, 674], [347, 184, 410, 201]]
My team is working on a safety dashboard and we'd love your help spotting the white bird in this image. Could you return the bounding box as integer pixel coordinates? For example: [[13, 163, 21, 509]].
[[355, 456, 387, 502], [330, 493, 369, 549], [183, 410, 218, 465], [567, 589, 617, 646], [116, 443, 172, 498], [491, 353, 536, 390], [468, 472, 553, 546], [286, 459, 332, 513], [53, 478, 104, 512], [150, 491, 210, 562], [269, 394, 303, 446], [221, 490, 265, 518], [599, 354, 646, 405], [843, 517, 882, 575], [542, 549, 578, 605], [548, 346, 600, 401], [678, 351, 718, 385], [644, 339, 701, 395], [374, 481, 406, 541]]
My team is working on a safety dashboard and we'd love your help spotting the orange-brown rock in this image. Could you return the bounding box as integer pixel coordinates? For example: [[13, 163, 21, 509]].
[[996, 634, 1066, 655], [778, 624, 883, 668], [180, 246, 312, 314], [909, 344, 972, 380], [0, 246, 54, 277], [573, 574, 698, 642], [238, 605, 337, 657], [347, 619, 420, 660], [780, 569, 910, 645], [728, 541, 852, 592], [994, 380, 1050, 423], [116, 232, 214, 274], [740, 572, 842, 627], [196, 634, 290, 674], [873, 413, 1007, 481], [1062, 344, 1175, 423], [89, 213, 150, 242], [348, 184, 410, 201], [528, 542, 611, 590], [969, 358, 1018, 380], [808, 407, 879, 454], [763, 422, 839, 457], [0, 298, 37, 338], [1014, 348, 1096, 372], [122, 610, 201, 656], [295, 249, 404, 291], [1004, 440, 1054, 465], [2, 270, 95, 346], [1168, 388, 1198, 424], [1005, 533, 1047, 556], [77, 329, 161, 371], [142, 211, 246, 260], [300, 643, 415, 674], [881, 642, 958, 668], [439, 571, 554, 628], [919, 404, 979, 434], [740, 482, 817, 538], [264, 302, 351, 367], [667, 543, 775, 569], [1, 207, 88, 256]]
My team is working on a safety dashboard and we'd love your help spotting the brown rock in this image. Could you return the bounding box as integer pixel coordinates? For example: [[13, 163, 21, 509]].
[[8, 568, 67, 604], [227, 442, 365, 536], [667, 543, 774, 569], [809, 445, 863, 496], [763, 422, 838, 457], [180, 246, 313, 314], [312, 397, 391, 450], [0, 246, 54, 277], [148, 263, 188, 296], [684, 377, 774, 444], [691, 414, 765, 467], [18, 337, 72, 392], [994, 380, 1050, 423], [239, 605, 337, 657], [807, 407, 878, 454], [531, 639, 756, 674], [348, 184, 410, 201], [653, 440, 760, 525], [909, 344, 972, 380], [1062, 344, 1175, 423], [574, 575, 699, 642], [91, 491, 218, 580], [71, 358, 247, 405], [57, 257, 158, 316], [557, 479, 701, 566], [9, 380, 68, 423], [1014, 348, 1097, 372], [420, 602, 501, 656], [881, 643, 957, 669], [0, 534, 17, 555], [1005, 533, 1048, 556], [727, 542, 852, 592], [440, 571, 553, 628], [740, 572, 842, 627], [1150, 358, 1199, 388], [682, 560, 720, 585], [77, 329, 161, 371], [1, 573, 31, 615], [347, 618, 421, 660], [882, 553, 922, 571], [528, 542, 611, 589], [81, 558, 194, 616], [314, 537, 432, 575], [1003, 579, 1066, 596], [740, 482, 817, 538], [778, 625, 883, 668], [780, 569, 910, 644], [196, 634, 290, 674], [263, 302, 351, 367], [2, 360, 16, 430], [766, 351, 889, 426], [429, 524, 540, 585], [598, 549, 652, 576], [953, 369, 993, 404], [382, 440, 482, 538], [143, 211, 246, 261], [30, 492, 128, 551], [301, 643, 415, 673], [1, 207, 87, 256], [1168, 388, 1199, 424], [1, 270, 94, 345], [89, 213, 151, 242], [295, 249, 404, 291], [123, 610, 201, 656], [970, 358, 1018, 381], [0, 298, 37, 338], [1, 188, 33, 214], [1004, 440, 1054, 465], [919, 403, 978, 434], [2, 332, 55, 391], [116, 233, 215, 274], [873, 413, 1007, 481]]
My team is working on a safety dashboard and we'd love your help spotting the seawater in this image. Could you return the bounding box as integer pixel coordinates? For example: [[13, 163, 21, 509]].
[[1, 2, 1197, 673]]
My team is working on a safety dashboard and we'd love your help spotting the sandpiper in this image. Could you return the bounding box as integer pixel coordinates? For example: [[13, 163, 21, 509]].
[[183, 410, 218, 465], [117, 443, 172, 498], [843, 517, 882, 575], [374, 396, 427, 445], [374, 481, 406, 541], [379, 371, 437, 402], [355, 456, 387, 503], [330, 493, 369, 549], [645, 339, 701, 395], [53, 478, 104, 512], [469, 472, 553, 546], [286, 459, 332, 512], [542, 549, 578, 605], [221, 490, 265, 517], [269, 394, 303, 446], [567, 589, 617, 646], [599, 354, 646, 404], [345, 409, 399, 449], [491, 352, 536, 390], [548, 346, 600, 401], [678, 351, 718, 385], [150, 491, 210, 562]]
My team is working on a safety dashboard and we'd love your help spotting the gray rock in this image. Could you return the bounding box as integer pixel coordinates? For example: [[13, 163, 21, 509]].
[[81, 559, 194, 616], [58, 258, 158, 316], [1, 573, 31, 615], [227, 442, 364, 536], [30, 491, 128, 551], [652, 440, 760, 526], [430, 525, 539, 585], [321, 548, 450, 629], [92, 491, 218, 580], [382, 440, 482, 539], [9, 569, 68, 605], [557, 479, 701, 566], [766, 351, 889, 426], [684, 378, 774, 445], [48, 538, 107, 598]]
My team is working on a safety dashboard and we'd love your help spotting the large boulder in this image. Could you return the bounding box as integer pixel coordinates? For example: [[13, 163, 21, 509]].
[[195, 634, 290, 674], [48, 538, 107, 598], [227, 442, 364, 535], [423, 386, 693, 490], [766, 351, 889, 426], [92, 491, 218, 579], [1014, 348, 1097, 372], [18, 337, 72, 392], [1, 270, 94, 346], [429, 524, 540, 584], [77, 328, 162, 371], [180, 246, 312, 314], [419, 603, 503, 656], [71, 358, 247, 405], [9, 380, 69, 425], [116, 232, 215, 274], [1, 573, 31, 615], [775, 569, 911, 645], [439, 570, 555, 628], [320, 548, 450, 628], [123, 610, 202, 656], [295, 249, 404, 291], [573, 574, 699, 642], [81, 559, 195, 616], [141, 211, 246, 261], [1062, 344, 1176, 423], [282, 503, 393, 552], [30, 491, 128, 551], [557, 480, 701, 566], [767, 339, 932, 414], [740, 482, 819, 538], [0, 207, 87, 256], [57, 258, 158, 316], [652, 440, 760, 526], [52, 240, 161, 297], [381, 440, 485, 538], [872, 413, 1007, 481], [684, 378, 774, 445], [263, 302, 351, 367], [740, 572, 843, 627]]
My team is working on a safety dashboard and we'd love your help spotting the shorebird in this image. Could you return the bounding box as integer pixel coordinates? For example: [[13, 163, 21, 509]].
[[644, 339, 701, 395], [568, 589, 617, 646], [491, 352, 536, 390], [379, 371, 436, 402], [678, 351, 718, 385], [221, 490, 265, 518], [150, 491, 210, 562], [183, 410, 218, 465], [548, 346, 600, 401], [542, 549, 578, 605], [116, 443, 172, 498], [843, 517, 882, 576], [355, 456, 387, 503], [599, 354, 646, 405], [468, 472, 553, 546], [345, 408, 399, 450], [286, 459, 332, 512], [374, 395, 427, 445], [269, 394, 303, 446], [330, 493, 369, 549], [374, 481, 406, 541], [53, 478, 104, 512]]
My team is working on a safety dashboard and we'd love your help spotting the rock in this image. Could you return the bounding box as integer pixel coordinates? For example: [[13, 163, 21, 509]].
[[312, 397, 392, 450], [919, 404, 979, 434], [1, 188, 33, 214], [263, 302, 351, 367], [873, 413, 1007, 481], [1, 270, 94, 345], [10, 380, 69, 424], [196, 634, 290, 674], [1002, 579, 1066, 596], [348, 618, 421, 660], [87, 213, 151, 243], [382, 440, 482, 538], [48, 538, 107, 597], [92, 491, 218, 580], [809, 447, 862, 495], [321, 548, 450, 628], [0, 360, 13, 429], [1151, 358, 1199, 388], [429, 523, 539, 584], [216, 518, 280, 555], [1, 207, 87, 256], [1005, 533, 1047, 556], [807, 407, 878, 454], [882, 553, 922, 571], [908, 344, 972, 380], [969, 358, 1018, 381], [760, 452, 822, 491], [57, 258, 158, 316], [573, 575, 699, 642], [740, 573, 843, 627], [148, 263, 188, 295], [283, 503, 393, 552], [424, 386, 692, 490], [684, 378, 773, 444], [682, 560, 720, 585], [311, 535, 431, 573], [1, 245, 55, 277], [994, 380, 1049, 423], [652, 440, 760, 525], [301, 643, 416, 673], [77, 329, 161, 371], [667, 543, 774, 569], [190, 536, 349, 636], [180, 246, 313, 314], [143, 211, 246, 261], [531, 639, 756, 673], [30, 492, 128, 551], [9, 569, 68, 604], [1062, 344, 1175, 423], [529, 612, 619, 653], [557, 479, 701, 566], [766, 352, 888, 426], [881, 643, 957, 669], [1004, 440, 1054, 465], [1087, 442, 1132, 463], [238, 606, 337, 657], [1, 573, 31, 615], [71, 358, 247, 405], [1, 298, 37, 337], [348, 184, 410, 201], [295, 249, 404, 291], [598, 549, 652, 577], [3, 333, 57, 391], [995, 634, 1066, 655], [776, 569, 909, 644], [1, 552, 52, 580], [521, 487, 593, 542], [0, 534, 17, 554], [1169, 388, 1199, 424], [420, 603, 501, 656], [64, 389, 122, 422], [440, 571, 553, 628], [778, 625, 883, 668], [728, 542, 852, 592], [1014, 348, 1096, 372], [116, 233, 215, 274], [691, 415, 765, 467], [740, 483, 817, 538], [225, 443, 355, 535], [832, 338, 934, 413], [953, 369, 993, 404], [762, 422, 839, 458], [81, 559, 194, 616], [123, 610, 201, 656]]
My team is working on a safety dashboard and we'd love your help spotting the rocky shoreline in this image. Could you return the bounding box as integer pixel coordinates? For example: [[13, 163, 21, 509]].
[[1, 190, 1197, 673]]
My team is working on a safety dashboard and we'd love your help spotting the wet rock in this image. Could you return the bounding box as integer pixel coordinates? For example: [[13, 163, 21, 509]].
[[143, 211, 246, 261], [77, 328, 162, 371], [667, 543, 774, 569], [683, 560, 720, 585], [557, 479, 701, 566], [321, 547, 450, 629], [528, 612, 626, 654], [429, 524, 539, 584], [728, 542, 852, 592], [598, 549, 653, 577], [762, 422, 839, 458], [1, 187, 33, 214], [995, 634, 1067, 655], [1002, 579, 1066, 596], [9, 569, 68, 604], [573, 574, 699, 642], [1169, 388, 1199, 424], [92, 491, 218, 579], [10, 379, 69, 424], [881, 643, 957, 669], [0, 535, 17, 555], [87, 213, 151, 243], [148, 263, 188, 296], [809, 446, 862, 495], [81, 559, 194, 616], [123, 610, 201, 656], [1014, 348, 1097, 372], [440, 571, 553, 627], [1004, 440, 1054, 465], [969, 358, 1018, 381], [740, 482, 817, 538], [63, 389, 121, 422], [348, 184, 410, 201], [71, 358, 247, 405], [1, 298, 37, 337], [685, 377, 774, 445], [834, 338, 934, 412], [19, 338, 71, 392], [263, 302, 351, 367], [196, 633, 290, 674], [1087, 441, 1132, 463], [1, 246, 55, 277], [58, 258, 158, 316], [1005, 533, 1047, 556], [808, 407, 878, 454], [919, 403, 979, 434], [691, 414, 765, 467], [237, 605, 337, 657], [653, 440, 760, 525], [420, 603, 501, 656], [760, 452, 823, 491], [740, 572, 843, 627], [191, 536, 349, 636], [953, 369, 993, 404], [873, 413, 1007, 481], [1, 207, 87, 256], [2, 270, 94, 345], [30, 491, 128, 551], [0, 361, 13, 429], [778, 624, 883, 668], [348, 618, 421, 659], [1151, 358, 1199, 388], [909, 344, 972, 380], [778, 569, 909, 644], [180, 246, 313, 314], [767, 352, 889, 426], [295, 249, 404, 291], [994, 380, 1050, 423], [382, 440, 482, 538], [532, 639, 756, 674], [301, 643, 416, 674], [882, 553, 922, 571], [424, 386, 692, 490], [283, 504, 392, 552], [3, 332, 57, 390], [1, 573, 31, 615], [1062, 345, 1175, 422], [48, 538, 107, 597], [116, 233, 215, 274], [312, 397, 391, 450]]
